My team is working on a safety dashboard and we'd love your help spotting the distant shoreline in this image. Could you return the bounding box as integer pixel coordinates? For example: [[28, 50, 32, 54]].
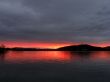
[[1, 44, 110, 51]]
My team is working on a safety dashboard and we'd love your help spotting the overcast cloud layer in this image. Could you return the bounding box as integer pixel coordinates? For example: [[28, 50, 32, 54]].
[[0, 0, 110, 43]]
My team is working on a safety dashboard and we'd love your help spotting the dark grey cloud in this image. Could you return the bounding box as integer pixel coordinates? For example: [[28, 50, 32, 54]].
[[0, 0, 110, 43]]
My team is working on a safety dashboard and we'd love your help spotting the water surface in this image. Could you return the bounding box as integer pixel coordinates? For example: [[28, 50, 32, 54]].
[[0, 51, 110, 82], [0, 51, 110, 63]]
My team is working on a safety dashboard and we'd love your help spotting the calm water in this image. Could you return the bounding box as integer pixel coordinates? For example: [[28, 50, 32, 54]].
[[0, 51, 110, 82], [1, 51, 110, 63]]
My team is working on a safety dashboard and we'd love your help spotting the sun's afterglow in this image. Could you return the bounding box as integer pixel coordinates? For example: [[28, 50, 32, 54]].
[[0, 41, 72, 49], [0, 41, 110, 48]]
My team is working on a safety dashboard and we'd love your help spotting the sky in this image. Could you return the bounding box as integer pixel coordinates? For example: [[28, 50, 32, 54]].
[[0, 0, 110, 48]]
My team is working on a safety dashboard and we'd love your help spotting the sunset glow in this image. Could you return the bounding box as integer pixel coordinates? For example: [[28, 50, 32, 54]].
[[0, 41, 110, 49], [0, 41, 74, 49]]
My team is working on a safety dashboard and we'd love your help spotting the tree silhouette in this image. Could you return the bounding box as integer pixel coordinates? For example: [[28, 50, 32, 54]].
[[0, 44, 5, 48]]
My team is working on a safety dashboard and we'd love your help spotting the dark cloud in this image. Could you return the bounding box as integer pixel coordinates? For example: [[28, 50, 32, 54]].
[[0, 0, 110, 43]]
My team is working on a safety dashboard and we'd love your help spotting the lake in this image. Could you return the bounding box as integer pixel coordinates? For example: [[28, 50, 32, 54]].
[[0, 51, 110, 82]]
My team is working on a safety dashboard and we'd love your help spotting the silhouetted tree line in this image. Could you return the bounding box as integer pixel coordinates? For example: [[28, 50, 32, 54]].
[[0, 44, 55, 51], [0, 44, 7, 53]]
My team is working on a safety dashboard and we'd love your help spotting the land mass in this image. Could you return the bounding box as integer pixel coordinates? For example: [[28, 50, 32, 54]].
[[1, 44, 110, 51], [58, 44, 110, 51], [57, 44, 104, 51]]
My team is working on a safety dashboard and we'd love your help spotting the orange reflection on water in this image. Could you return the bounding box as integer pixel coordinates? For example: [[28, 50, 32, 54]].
[[90, 52, 110, 60], [5, 51, 73, 62], [3, 51, 110, 63]]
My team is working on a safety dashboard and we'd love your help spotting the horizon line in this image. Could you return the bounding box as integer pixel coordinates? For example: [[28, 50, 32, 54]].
[[0, 44, 110, 49]]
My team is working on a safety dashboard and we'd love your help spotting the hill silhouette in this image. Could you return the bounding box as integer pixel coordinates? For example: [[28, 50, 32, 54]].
[[103, 46, 110, 51], [57, 44, 104, 51]]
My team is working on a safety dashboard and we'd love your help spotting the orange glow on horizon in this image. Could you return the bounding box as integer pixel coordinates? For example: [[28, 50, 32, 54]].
[[0, 41, 73, 49], [91, 43, 110, 47], [0, 41, 110, 49]]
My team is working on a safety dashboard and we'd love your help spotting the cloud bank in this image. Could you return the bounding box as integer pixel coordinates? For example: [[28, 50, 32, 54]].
[[0, 0, 110, 44]]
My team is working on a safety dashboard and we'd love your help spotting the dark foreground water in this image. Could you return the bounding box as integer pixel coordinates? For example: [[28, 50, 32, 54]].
[[0, 51, 110, 82]]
